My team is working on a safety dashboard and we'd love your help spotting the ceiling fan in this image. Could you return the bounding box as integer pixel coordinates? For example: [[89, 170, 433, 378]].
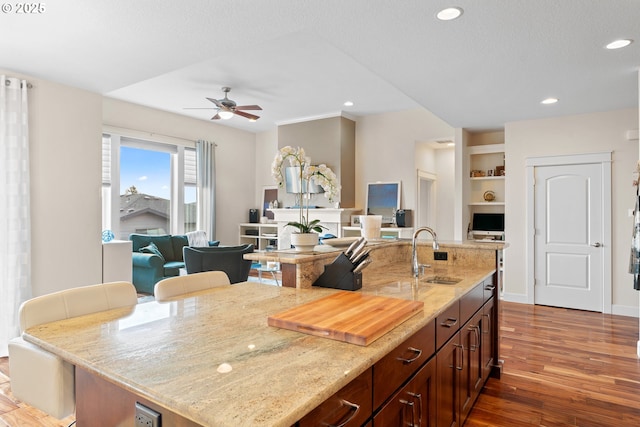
[[186, 87, 262, 121]]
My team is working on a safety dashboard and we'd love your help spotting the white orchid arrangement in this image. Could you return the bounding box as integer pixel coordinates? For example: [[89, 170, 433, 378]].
[[271, 146, 341, 233]]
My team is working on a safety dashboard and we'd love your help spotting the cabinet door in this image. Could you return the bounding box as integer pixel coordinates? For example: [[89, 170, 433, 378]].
[[298, 368, 372, 427], [459, 311, 483, 422], [436, 333, 461, 427], [374, 357, 436, 427], [481, 296, 496, 381]]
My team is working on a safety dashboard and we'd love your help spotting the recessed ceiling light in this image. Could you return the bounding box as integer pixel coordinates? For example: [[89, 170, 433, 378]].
[[605, 39, 633, 50], [541, 97, 558, 105], [447, 142, 455, 147], [344, 101, 354, 107], [437, 7, 463, 21]]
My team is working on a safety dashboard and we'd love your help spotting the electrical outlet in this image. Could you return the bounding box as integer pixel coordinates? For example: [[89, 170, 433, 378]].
[[434, 251, 448, 261], [135, 402, 161, 427]]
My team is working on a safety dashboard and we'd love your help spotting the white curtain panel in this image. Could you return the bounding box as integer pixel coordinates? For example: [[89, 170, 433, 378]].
[[0, 76, 31, 356], [196, 140, 216, 240]]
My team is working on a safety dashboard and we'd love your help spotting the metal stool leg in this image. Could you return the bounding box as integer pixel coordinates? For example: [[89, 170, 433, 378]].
[[270, 270, 280, 286]]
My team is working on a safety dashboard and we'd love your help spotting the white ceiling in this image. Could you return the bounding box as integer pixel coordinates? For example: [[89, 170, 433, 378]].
[[3, 0, 639, 133]]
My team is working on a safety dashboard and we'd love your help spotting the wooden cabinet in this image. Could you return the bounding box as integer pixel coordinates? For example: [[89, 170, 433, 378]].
[[481, 296, 496, 382], [298, 273, 499, 427], [298, 368, 372, 427], [374, 356, 436, 427], [436, 331, 461, 427], [435, 275, 498, 427], [373, 320, 435, 408], [436, 301, 460, 349], [460, 310, 484, 421]]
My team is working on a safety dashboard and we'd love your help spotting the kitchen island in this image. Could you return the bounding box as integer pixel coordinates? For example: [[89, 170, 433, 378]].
[[24, 241, 505, 426]]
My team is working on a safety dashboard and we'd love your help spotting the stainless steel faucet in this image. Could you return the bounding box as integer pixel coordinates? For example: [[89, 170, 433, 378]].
[[412, 227, 439, 277]]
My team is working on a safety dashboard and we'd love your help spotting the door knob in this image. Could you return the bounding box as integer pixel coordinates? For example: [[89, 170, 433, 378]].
[[591, 242, 602, 248]]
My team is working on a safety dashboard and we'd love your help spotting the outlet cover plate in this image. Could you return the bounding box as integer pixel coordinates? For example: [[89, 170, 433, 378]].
[[434, 251, 448, 261], [135, 402, 161, 427]]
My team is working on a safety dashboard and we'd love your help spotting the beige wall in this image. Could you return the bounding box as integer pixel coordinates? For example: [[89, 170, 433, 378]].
[[277, 116, 355, 208], [355, 108, 455, 228], [255, 128, 279, 213], [505, 108, 639, 315], [1, 68, 104, 297]]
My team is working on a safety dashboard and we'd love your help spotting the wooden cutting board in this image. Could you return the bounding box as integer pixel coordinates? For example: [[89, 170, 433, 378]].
[[268, 291, 424, 346]]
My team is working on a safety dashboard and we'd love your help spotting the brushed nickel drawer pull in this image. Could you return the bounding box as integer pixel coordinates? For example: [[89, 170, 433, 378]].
[[440, 317, 458, 328], [483, 313, 491, 334], [396, 346, 423, 364], [326, 399, 360, 427], [407, 392, 423, 427], [399, 399, 415, 427], [455, 343, 464, 370]]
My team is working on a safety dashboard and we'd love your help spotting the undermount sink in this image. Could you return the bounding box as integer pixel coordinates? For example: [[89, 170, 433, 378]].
[[422, 276, 462, 285]]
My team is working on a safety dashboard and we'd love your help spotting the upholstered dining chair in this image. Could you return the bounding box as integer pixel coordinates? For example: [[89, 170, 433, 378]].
[[182, 244, 254, 283], [154, 271, 231, 301], [8, 281, 138, 419]]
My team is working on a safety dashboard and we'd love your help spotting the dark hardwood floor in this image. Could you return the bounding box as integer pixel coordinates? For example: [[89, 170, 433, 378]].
[[0, 301, 638, 426], [466, 302, 640, 426]]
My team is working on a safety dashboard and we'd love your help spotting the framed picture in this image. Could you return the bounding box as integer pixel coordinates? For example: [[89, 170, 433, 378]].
[[262, 186, 278, 219]]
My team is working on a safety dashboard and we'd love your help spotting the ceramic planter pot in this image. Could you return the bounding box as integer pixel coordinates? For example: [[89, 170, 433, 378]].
[[290, 232, 318, 252]]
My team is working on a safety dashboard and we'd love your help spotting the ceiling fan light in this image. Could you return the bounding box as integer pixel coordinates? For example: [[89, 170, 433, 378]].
[[218, 110, 234, 120]]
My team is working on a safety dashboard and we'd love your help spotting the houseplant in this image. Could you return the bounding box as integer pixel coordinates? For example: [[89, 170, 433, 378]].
[[271, 146, 340, 250]]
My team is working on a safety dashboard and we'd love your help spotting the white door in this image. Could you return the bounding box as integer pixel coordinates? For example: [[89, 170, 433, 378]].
[[533, 162, 605, 311]]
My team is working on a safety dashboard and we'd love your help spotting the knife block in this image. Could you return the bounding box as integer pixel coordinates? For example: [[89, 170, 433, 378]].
[[313, 252, 363, 291]]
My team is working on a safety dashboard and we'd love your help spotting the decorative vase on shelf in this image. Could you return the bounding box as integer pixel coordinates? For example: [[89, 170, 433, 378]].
[[290, 232, 319, 252]]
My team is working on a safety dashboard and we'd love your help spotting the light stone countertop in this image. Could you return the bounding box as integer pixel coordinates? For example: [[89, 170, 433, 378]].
[[24, 263, 496, 426], [244, 239, 507, 265]]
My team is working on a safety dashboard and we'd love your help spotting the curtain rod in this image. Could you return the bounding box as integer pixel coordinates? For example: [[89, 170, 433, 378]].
[[5, 79, 32, 89], [103, 124, 217, 147]]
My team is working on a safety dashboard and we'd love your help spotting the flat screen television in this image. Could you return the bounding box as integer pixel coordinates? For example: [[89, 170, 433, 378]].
[[472, 213, 505, 236], [366, 181, 401, 224]]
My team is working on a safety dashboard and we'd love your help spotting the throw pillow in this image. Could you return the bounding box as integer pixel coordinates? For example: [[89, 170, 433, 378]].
[[139, 242, 165, 261]]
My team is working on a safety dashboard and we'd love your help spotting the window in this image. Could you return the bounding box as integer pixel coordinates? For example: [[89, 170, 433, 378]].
[[102, 133, 197, 239]]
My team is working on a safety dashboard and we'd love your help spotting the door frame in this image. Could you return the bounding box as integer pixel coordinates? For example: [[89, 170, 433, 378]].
[[416, 169, 437, 228], [525, 151, 612, 313]]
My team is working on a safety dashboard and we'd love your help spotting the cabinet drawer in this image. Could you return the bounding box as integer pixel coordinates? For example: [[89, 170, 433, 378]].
[[373, 320, 435, 409], [299, 368, 372, 427], [460, 282, 484, 322], [436, 301, 460, 349], [483, 275, 497, 302]]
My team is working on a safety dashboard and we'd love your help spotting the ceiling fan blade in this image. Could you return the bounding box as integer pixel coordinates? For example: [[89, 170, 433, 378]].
[[206, 97, 223, 108], [211, 113, 221, 120], [234, 105, 262, 111], [233, 110, 260, 120]]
